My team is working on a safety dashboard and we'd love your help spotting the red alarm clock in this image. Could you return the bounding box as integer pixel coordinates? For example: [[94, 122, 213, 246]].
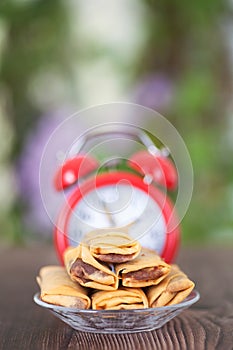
[[53, 125, 180, 264]]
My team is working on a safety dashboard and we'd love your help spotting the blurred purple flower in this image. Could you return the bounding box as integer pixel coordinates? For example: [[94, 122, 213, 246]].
[[132, 74, 174, 111], [17, 108, 85, 236]]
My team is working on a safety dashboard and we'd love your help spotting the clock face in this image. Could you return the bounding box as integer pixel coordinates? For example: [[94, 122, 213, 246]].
[[66, 183, 167, 254], [55, 171, 179, 263]]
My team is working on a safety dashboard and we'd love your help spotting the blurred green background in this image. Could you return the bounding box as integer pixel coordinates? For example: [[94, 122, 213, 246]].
[[0, 0, 233, 247]]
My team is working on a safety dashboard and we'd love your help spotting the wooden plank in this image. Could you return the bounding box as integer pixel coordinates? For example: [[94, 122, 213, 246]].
[[67, 302, 233, 350], [0, 245, 232, 350], [0, 246, 69, 350]]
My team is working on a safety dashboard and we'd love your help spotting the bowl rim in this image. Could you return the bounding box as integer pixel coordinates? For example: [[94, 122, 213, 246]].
[[33, 289, 200, 314]]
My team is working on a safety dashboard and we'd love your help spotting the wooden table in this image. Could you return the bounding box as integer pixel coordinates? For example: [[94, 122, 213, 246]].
[[0, 244, 232, 350]]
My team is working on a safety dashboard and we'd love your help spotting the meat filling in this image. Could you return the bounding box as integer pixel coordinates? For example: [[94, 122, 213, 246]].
[[96, 253, 135, 263], [71, 259, 109, 283], [123, 266, 164, 281]]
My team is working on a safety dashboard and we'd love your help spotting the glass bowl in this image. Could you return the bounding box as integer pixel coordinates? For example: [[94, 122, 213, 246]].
[[33, 290, 200, 334]]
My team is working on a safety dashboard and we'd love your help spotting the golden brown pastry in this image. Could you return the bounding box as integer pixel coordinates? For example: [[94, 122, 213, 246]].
[[84, 230, 141, 263], [64, 244, 118, 290], [37, 266, 91, 309], [147, 264, 195, 307], [91, 287, 148, 310], [115, 248, 170, 288]]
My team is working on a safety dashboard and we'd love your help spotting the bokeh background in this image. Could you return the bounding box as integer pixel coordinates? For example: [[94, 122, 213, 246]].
[[0, 0, 233, 247]]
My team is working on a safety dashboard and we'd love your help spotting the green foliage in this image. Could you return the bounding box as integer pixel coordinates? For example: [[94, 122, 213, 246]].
[[0, 0, 73, 243], [0, 0, 72, 157], [135, 0, 233, 245], [0, 0, 232, 246]]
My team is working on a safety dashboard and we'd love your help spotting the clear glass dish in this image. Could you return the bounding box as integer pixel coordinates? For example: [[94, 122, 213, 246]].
[[33, 290, 200, 334]]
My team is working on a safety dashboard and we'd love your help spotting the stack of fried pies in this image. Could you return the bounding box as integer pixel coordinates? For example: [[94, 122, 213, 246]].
[[37, 231, 195, 310]]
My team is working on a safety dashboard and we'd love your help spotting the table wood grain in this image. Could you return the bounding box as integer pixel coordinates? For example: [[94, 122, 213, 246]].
[[0, 244, 232, 350]]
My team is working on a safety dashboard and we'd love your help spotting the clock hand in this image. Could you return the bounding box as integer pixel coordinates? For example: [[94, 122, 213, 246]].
[[101, 199, 141, 234], [101, 200, 117, 227]]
